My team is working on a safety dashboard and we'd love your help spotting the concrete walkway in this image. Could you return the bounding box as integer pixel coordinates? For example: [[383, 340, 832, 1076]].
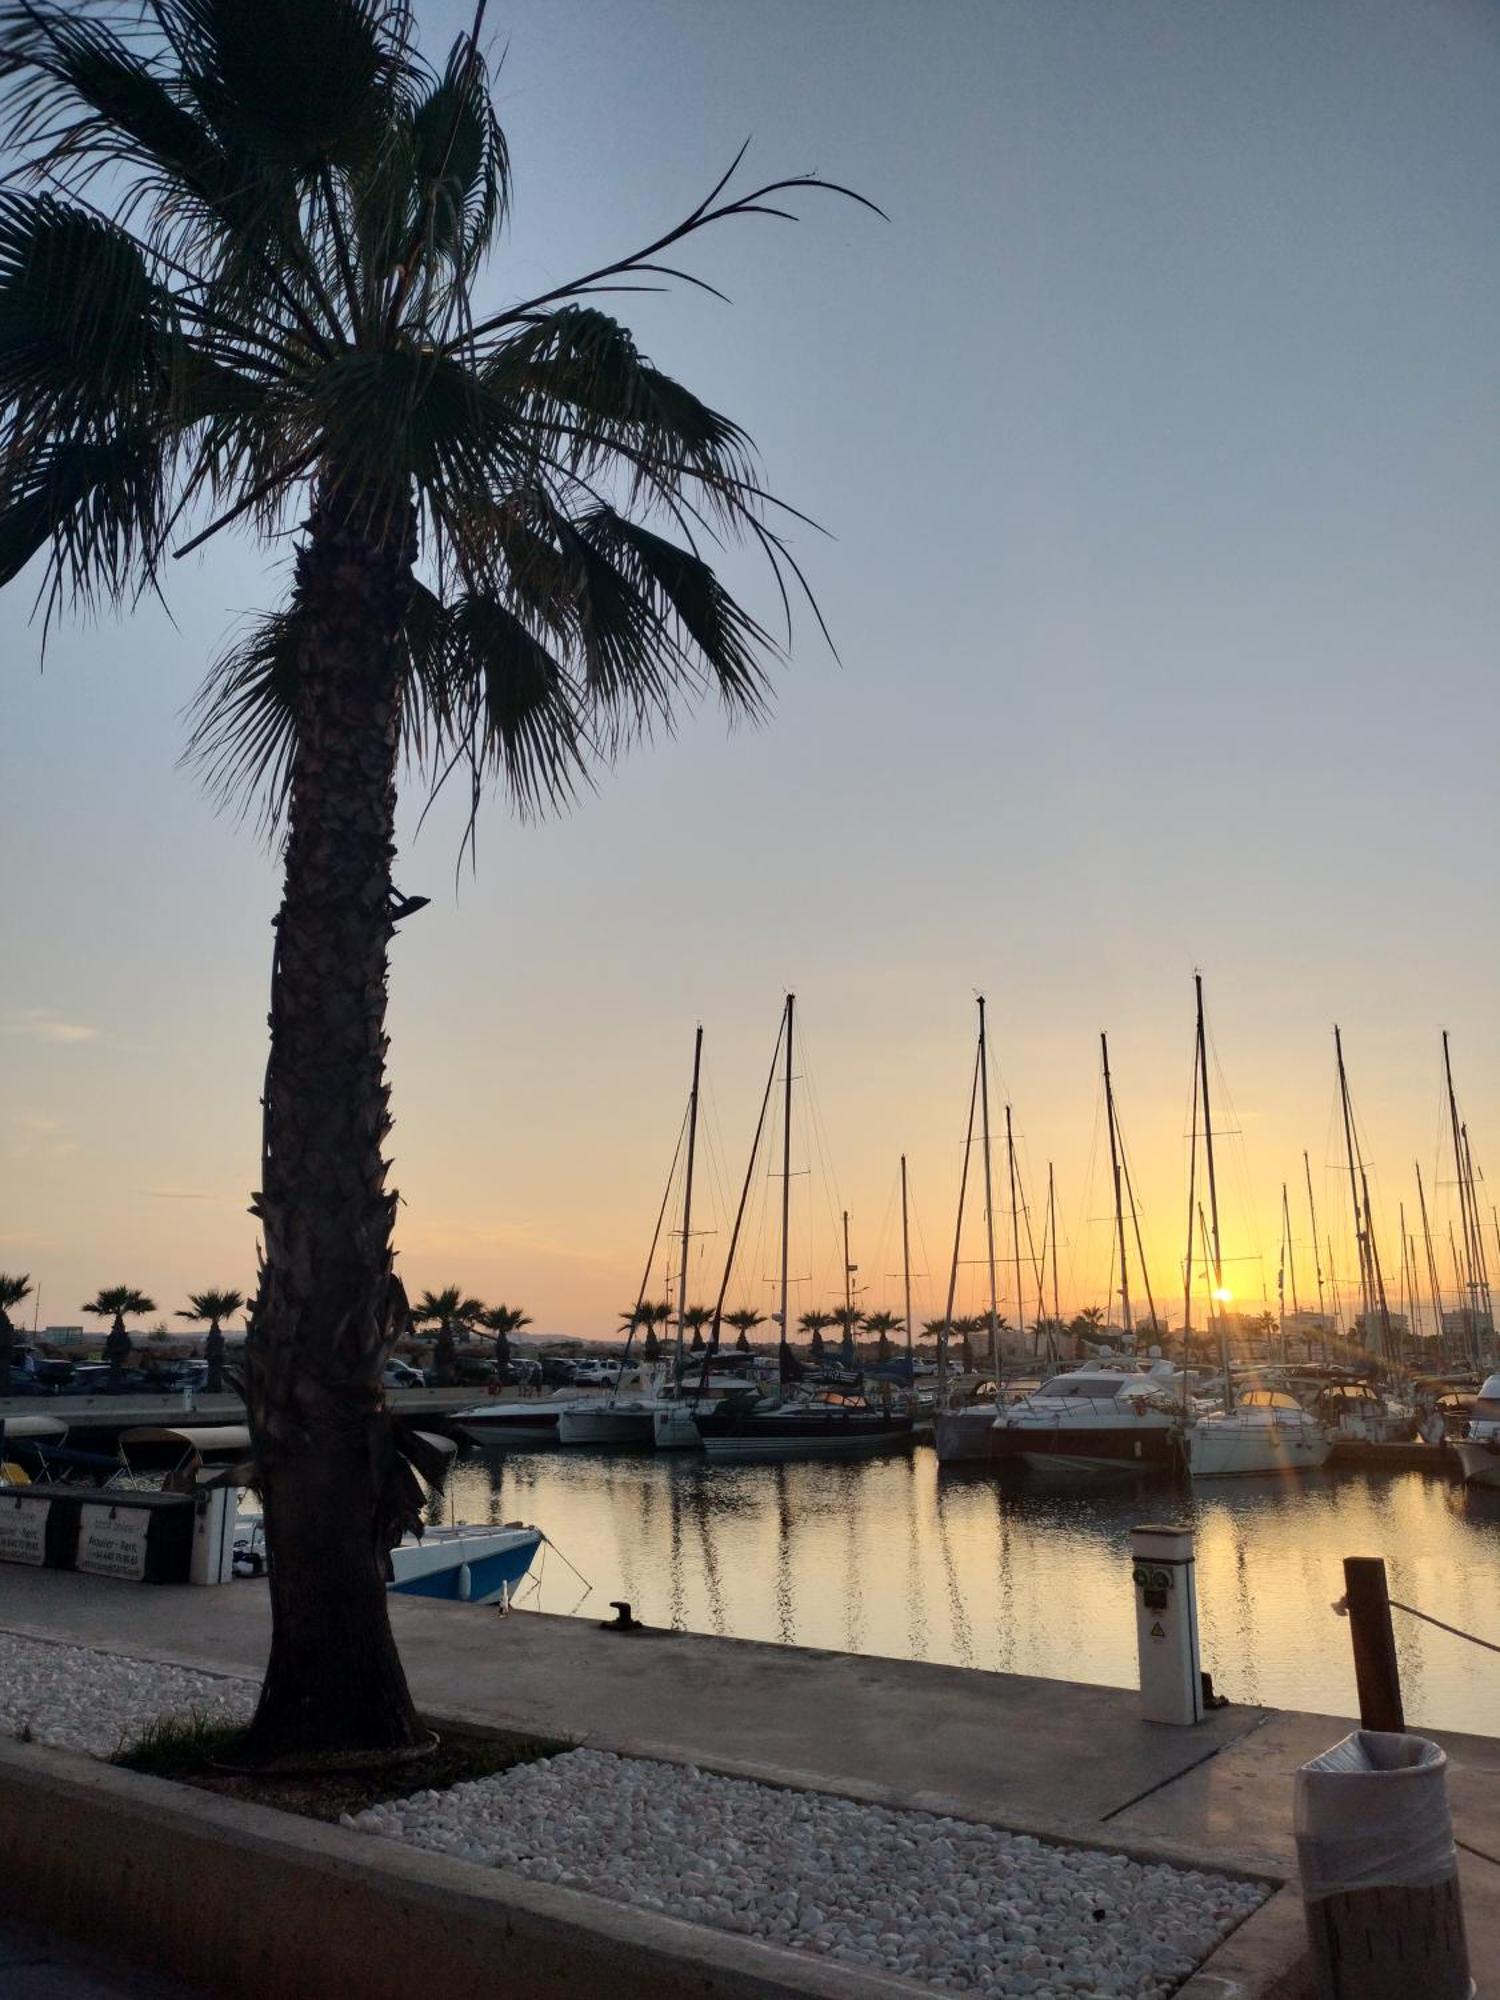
[[0, 1921, 204, 1998], [4, 1565, 1499, 1989]]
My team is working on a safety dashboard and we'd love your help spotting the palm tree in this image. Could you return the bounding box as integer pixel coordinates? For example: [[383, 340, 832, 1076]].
[[0, 2, 866, 1763], [411, 1286, 485, 1386], [81, 1286, 156, 1388], [178, 1287, 246, 1392], [481, 1302, 530, 1375], [681, 1305, 714, 1353], [724, 1307, 764, 1354], [828, 1303, 862, 1367], [861, 1309, 903, 1365], [0, 1272, 31, 1396], [641, 1323, 661, 1362], [799, 1309, 835, 1362]]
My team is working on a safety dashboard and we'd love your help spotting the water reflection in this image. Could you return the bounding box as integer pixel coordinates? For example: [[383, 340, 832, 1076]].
[[441, 1449, 1500, 1736]]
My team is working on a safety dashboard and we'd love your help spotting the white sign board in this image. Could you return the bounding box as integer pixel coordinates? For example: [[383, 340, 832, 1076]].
[[0, 1495, 48, 1566], [78, 1504, 150, 1582]]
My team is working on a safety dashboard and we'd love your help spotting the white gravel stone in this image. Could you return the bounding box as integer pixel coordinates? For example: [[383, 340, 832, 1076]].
[[348, 1747, 1267, 1998], [0, 1631, 256, 1759]]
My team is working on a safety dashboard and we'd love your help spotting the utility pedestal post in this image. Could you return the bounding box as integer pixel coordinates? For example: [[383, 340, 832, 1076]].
[[1131, 1523, 1204, 1725]]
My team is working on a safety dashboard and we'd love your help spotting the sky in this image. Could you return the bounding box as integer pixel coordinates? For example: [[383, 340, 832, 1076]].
[[4, 0, 1499, 1342]]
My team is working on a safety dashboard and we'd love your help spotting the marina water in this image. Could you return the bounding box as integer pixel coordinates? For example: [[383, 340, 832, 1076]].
[[442, 1448, 1500, 1737]]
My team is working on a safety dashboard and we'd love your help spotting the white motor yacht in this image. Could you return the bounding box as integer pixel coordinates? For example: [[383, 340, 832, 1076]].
[[1189, 1389, 1332, 1478], [1452, 1373, 1500, 1489], [989, 1361, 1187, 1474]]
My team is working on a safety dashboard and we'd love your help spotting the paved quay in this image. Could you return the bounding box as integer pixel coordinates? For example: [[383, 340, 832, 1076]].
[[3, 1566, 1498, 1993], [0, 1920, 205, 1999]]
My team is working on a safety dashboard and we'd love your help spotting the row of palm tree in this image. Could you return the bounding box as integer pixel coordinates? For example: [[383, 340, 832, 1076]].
[[408, 1287, 531, 1379]]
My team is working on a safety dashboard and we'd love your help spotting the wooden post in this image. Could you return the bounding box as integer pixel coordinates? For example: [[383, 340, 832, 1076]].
[[1343, 1556, 1405, 1732]]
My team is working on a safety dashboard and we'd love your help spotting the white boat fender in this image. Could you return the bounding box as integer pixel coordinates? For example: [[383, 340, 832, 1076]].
[[457, 1561, 472, 1602]]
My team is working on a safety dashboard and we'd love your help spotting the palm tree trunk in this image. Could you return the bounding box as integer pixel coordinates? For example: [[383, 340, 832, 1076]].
[[243, 479, 421, 1765]]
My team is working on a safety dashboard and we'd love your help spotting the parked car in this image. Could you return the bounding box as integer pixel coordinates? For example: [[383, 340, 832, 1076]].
[[538, 1355, 577, 1388], [383, 1360, 426, 1390], [572, 1358, 623, 1387]]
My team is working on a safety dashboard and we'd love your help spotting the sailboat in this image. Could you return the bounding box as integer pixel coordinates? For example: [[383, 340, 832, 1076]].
[[697, 994, 913, 1461], [1188, 978, 1330, 1478], [559, 1030, 706, 1447], [933, 997, 1008, 1463]]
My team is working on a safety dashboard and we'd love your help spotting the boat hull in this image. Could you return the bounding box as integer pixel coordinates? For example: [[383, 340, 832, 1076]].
[[1454, 1439, 1500, 1489], [456, 1407, 560, 1449], [651, 1407, 702, 1449], [991, 1423, 1182, 1473], [702, 1423, 911, 1462], [1189, 1422, 1331, 1478], [557, 1405, 656, 1447], [933, 1408, 998, 1464], [390, 1526, 543, 1605]]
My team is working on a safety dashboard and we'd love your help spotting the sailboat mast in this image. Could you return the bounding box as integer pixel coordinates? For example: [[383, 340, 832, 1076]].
[[778, 992, 794, 1393], [1442, 1032, 1479, 1354], [675, 1026, 704, 1369], [940, 1035, 982, 1395], [1195, 974, 1230, 1410], [1460, 1122, 1492, 1341], [1047, 1162, 1061, 1355], [1304, 1149, 1327, 1340], [1416, 1162, 1443, 1353], [977, 996, 1002, 1387], [1181, 1036, 1201, 1408], [1102, 1032, 1133, 1345], [1006, 1103, 1025, 1364], [842, 1207, 854, 1359], [900, 1155, 914, 1375], [1334, 1026, 1373, 1329]]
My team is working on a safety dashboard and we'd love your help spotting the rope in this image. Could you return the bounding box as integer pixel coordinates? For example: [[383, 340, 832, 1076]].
[[1333, 1592, 1500, 1655], [1391, 1599, 1500, 1657]]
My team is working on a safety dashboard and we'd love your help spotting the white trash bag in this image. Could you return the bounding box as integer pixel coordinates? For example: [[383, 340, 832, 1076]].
[[1294, 1729, 1456, 1903]]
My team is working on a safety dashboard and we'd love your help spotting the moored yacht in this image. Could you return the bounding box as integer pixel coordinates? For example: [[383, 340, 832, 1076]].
[[697, 1387, 912, 1461], [1453, 1373, 1500, 1489], [988, 1362, 1187, 1473], [1188, 1388, 1331, 1478]]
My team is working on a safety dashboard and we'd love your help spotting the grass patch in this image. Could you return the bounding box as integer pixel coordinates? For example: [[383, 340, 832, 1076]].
[[114, 1715, 561, 1824]]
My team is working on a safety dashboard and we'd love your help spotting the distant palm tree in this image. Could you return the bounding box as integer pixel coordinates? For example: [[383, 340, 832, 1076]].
[[725, 1307, 765, 1354], [0, 0, 868, 1763], [82, 1286, 156, 1388], [861, 1309, 903, 1365], [642, 1324, 661, 1362], [681, 1305, 715, 1352], [828, 1304, 862, 1366], [178, 1287, 246, 1393], [411, 1286, 486, 1386], [799, 1309, 835, 1363], [0, 1272, 31, 1396], [481, 1303, 531, 1374], [649, 1300, 674, 1350]]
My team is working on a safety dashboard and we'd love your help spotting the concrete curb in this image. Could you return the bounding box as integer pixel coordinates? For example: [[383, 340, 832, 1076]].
[[0, 1736, 930, 2000], [0, 1732, 1309, 1999]]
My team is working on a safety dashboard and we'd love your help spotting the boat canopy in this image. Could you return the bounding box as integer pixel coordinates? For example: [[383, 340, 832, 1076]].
[[1236, 1389, 1304, 1411], [0, 1414, 68, 1440], [1037, 1373, 1167, 1400], [119, 1424, 252, 1469]]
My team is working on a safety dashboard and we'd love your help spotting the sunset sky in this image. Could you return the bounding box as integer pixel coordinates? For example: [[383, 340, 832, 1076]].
[[4, 0, 1499, 1343]]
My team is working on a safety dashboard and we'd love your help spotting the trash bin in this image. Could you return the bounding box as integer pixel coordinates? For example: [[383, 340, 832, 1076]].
[[1294, 1729, 1472, 2000]]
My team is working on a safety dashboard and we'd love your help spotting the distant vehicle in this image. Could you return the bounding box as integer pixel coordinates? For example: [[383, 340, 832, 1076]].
[[571, 1358, 622, 1387], [153, 1360, 209, 1391], [383, 1360, 426, 1390], [538, 1356, 577, 1388]]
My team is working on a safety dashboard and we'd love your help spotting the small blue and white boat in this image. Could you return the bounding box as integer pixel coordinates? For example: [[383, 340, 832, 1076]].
[[388, 1523, 543, 1604], [233, 1515, 544, 1607]]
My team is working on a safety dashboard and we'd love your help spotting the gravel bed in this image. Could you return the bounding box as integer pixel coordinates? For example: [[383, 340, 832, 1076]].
[[0, 1631, 256, 1759], [349, 1747, 1267, 1997]]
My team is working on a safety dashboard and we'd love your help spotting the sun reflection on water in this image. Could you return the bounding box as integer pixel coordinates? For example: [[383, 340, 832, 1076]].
[[442, 1449, 1500, 1734]]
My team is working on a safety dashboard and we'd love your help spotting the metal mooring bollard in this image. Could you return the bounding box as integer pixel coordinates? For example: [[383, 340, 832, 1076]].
[[1131, 1523, 1204, 1725]]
